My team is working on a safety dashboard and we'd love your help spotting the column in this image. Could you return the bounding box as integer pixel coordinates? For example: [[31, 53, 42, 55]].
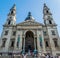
[[34, 36, 37, 55], [34, 37, 36, 50], [37, 36, 40, 54], [24, 36, 25, 52], [22, 36, 25, 54]]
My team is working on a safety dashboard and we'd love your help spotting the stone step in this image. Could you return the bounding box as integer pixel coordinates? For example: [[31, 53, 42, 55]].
[[0, 55, 45, 58], [26, 55, 38, 58], [0, 56, 22, 58]]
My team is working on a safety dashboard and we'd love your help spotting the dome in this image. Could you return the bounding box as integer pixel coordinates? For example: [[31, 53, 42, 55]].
[[25, 12, 35, 21]]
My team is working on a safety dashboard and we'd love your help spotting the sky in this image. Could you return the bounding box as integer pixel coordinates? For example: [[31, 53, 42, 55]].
[[0, 0, 60, 36]]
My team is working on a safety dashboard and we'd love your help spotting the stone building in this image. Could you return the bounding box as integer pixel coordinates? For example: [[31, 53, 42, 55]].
[[0, 4, 60, 56]]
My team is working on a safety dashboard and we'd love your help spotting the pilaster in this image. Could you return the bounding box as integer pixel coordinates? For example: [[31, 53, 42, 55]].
[[4, 28, 12, 52]]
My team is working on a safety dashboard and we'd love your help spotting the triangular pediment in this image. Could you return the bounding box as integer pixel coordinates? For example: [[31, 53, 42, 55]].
[[17, 21, 43, 26]]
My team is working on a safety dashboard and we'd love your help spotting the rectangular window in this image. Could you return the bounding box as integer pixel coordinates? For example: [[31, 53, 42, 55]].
[[11, 41, 14, 47], [51, 30, 56, 35], [54, 40, 58, 47], [4, 30, 8, 35], [10, 39, 15, 48], [2, 41, 6, 47], [49, 20, 52, 24], [45, 41, 49, 47], [43, 31, 47, 36], [8, 20, 11, 25], [12, 31, 16, 36], [2, 38, 7, 47]]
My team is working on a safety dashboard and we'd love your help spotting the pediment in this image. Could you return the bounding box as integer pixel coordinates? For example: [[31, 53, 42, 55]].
[[17, 21, 43, 26]]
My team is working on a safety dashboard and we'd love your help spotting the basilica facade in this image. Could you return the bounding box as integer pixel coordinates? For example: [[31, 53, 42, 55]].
[[0, 4, 60, 56]]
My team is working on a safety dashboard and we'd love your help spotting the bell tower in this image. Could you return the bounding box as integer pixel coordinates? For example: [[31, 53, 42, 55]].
[[43, 3, 56, 26], [43, 3, 60, 56], [5, 4, 16, 25]]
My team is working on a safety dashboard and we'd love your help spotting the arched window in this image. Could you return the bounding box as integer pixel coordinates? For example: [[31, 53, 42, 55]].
[[11, 11, 13, 14], [49, 20, 52, 24], [46, 10, 49, 13], [8, 20, 11, 25]]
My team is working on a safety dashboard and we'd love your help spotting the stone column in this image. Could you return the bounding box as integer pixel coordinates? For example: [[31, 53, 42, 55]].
[[24, 36, 25, 52], [22, 36, 25, 53], [37, 30, 43, 55], [34, 36, 36, 50]]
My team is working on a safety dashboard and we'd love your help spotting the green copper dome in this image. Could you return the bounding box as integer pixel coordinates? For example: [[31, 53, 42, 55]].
[[25, 12, 35, 21]]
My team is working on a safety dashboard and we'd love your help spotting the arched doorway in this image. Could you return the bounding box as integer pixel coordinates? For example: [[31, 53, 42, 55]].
[[25, 31, 34, 53]]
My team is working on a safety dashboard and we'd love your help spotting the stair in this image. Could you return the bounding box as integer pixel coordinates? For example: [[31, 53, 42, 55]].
[[0, 55, 46, 58], [0, 55, 22, 58], [26, 55, 38, 58]]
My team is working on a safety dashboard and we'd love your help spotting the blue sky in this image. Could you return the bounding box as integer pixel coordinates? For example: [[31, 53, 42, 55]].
[[0, 0, 60, 36]]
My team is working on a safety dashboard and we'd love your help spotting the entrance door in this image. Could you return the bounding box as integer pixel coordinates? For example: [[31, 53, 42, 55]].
[[25, 31, 34, 53]]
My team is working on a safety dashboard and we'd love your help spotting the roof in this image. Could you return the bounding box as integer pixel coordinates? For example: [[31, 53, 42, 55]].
[[25, 12, 35, 21]]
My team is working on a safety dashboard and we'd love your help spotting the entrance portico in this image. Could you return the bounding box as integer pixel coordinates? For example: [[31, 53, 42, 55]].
[[22, 30, 37, 53], [25, 31, 34, 52]]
